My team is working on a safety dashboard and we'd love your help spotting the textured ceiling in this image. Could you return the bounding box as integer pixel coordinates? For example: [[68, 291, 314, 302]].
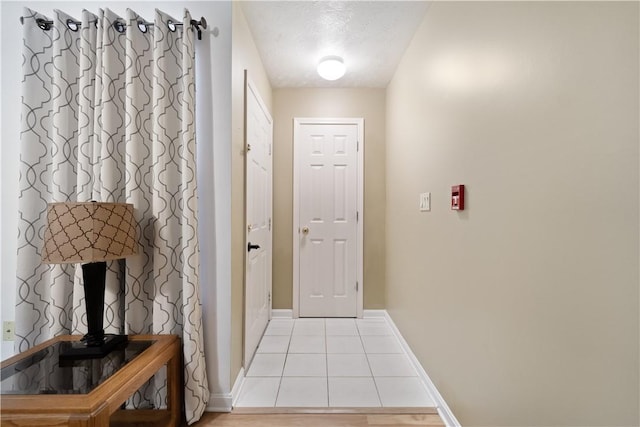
[[241, 1, 430, 88]]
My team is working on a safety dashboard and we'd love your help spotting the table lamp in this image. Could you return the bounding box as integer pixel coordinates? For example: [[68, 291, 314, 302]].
[[41, 202, 137, 359]]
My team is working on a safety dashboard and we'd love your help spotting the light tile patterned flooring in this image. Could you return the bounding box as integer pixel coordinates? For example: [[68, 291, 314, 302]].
[[235, 317, 436, 408]]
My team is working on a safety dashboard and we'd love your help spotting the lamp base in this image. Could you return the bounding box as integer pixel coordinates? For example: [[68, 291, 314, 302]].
[[59, 334, 128, 361]]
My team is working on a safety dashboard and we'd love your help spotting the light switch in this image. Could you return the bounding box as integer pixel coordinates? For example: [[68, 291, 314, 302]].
[[419, 192, 431, 212]]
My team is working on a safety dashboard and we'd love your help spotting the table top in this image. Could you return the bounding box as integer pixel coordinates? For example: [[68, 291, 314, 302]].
[[1, 338, 153, 395]]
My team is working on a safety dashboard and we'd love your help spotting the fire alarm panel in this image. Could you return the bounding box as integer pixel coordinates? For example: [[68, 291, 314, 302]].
[[451, 185, 465, 210]]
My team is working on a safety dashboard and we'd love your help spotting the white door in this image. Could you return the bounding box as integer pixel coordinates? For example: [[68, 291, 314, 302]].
[[244, 74, 273, 368], [293, 118, 363, 318]]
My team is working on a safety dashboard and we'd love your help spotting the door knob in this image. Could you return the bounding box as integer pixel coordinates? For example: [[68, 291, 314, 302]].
[[301, 226, 309, 235], [247, 242, 261, 252]]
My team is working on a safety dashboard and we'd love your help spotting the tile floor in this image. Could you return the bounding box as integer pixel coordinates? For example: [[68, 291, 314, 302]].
[[235, 317, 436, 408]]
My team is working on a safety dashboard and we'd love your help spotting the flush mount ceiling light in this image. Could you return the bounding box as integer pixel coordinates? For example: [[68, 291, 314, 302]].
[[317, 56, 346, 81]]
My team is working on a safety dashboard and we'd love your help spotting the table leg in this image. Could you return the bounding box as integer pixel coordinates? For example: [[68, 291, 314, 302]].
[[166, 340, 182, 427]]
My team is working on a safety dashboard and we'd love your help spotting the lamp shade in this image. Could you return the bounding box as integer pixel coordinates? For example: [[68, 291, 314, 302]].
[[42, 202, 137, 264]]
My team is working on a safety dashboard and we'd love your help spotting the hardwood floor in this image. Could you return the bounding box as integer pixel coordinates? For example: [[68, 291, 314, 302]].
[[190, 411, 445, 427]]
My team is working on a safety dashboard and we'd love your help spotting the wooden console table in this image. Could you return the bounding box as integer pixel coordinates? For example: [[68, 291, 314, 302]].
[[0, 335, 181, 427]]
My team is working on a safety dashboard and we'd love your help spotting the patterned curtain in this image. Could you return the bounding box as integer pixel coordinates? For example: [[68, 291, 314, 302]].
[[17, 7, 208, 423]]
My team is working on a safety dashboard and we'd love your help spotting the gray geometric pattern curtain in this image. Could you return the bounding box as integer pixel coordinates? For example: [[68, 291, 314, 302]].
[[17, 7, 208, 423]]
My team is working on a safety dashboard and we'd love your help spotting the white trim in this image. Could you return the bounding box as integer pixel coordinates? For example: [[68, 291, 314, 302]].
[[271, 309, 293, 318], [363, 309, 387, 318], [292, 117, 364, 319], [355, 118, 364, 319], [231, 367, 246, 407], [206, 392, 233, 412], [208, 366, 245, 412], [384, 311, 461, 427]]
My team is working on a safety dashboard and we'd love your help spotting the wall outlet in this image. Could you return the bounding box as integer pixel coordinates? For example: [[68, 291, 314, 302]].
[[3, 321, 15, 341], [419, 192, 431, 212]]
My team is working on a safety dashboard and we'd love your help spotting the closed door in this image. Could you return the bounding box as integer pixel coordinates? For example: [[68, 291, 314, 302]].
[[244, 75, 272, 368], [294, 119, 363, 318]]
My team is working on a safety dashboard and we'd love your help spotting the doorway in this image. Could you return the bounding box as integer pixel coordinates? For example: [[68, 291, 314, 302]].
[[292, 118, 364, 318]]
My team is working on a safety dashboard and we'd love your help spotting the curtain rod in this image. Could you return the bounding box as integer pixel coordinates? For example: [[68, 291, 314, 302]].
[[20, 16, 208, 40]]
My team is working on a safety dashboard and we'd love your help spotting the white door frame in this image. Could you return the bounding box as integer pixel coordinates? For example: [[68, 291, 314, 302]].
[[243, 73, 273, 368], [292, 117, 364, 319]]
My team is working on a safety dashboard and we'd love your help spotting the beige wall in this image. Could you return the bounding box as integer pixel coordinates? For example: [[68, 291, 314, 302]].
[[385, 2, 639, 426], [231, 2, 272, 384], [272, 88, 386, 310]]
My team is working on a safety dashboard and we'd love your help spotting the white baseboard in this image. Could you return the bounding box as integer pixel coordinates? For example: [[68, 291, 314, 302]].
[[271, 309, 293, 318], [272, 309, 385, 319], [384, 311, 461, 427], [206, 392, 233, 412], [231, 367, 245, 407], [363, 309, 386, 318], [205, 368, 245, 412]]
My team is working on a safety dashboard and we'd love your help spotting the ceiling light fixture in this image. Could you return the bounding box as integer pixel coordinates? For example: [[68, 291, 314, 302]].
[[317, 56, 346, 81]]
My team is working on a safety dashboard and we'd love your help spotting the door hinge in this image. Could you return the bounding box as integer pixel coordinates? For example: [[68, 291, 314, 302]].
[[356, 211, 359, 222], [269, 144, 272, 155], [268, 292, 271, 303], [357, 140, 359, 151], [268, 217, 272, 231], [247, 143, 252, 152], [356, 281, 359, 292]]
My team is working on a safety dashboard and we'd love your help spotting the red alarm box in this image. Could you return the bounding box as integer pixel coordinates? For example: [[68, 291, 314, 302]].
[[451, 185, 465, 210]]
